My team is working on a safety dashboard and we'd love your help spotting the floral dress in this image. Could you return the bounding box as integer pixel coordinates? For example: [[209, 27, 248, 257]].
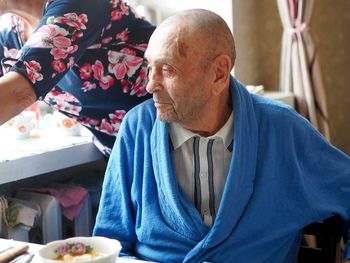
[[0, 0, 155, 157]]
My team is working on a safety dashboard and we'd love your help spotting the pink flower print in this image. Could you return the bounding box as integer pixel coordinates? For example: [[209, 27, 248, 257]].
[[45, 0, 53, 8], [51, 59, 66, 73], [54, 98, 82, 115], [98, 110, 125, 135], [105, 23, 112, 30], [57, 102, 81, 116], [88, 43, 102, 49], [131, 66, 149, 97], [111, 9, 123, 22], [121, 79, 130, 93], [102, 37, 112, 44], [122, 48, 138, 56], [50, 48, 67, 60], [92, 60, 115, 90], [111, 2, 130, 21], [72, 31, 84, 42], [120, 1, 130, 14], [4, 47, 20, 59], [82, 81, 96, 92], [82, 118, 99, 127], [45, 89, 62, 99], [133, 43, 148, 52], [108, 49, 143, 80], [98, 119, 119, 135], [24, 61, 43, 83], [109, 110, 126, 123], [45, 90, 81, 115], [2, 47, 21, 73], [67, 57, 75, 69], [80, 63, 92, 80], [116, 29, 129, 42], [26, 25, 71, 49], [110, 0, 120, 9], [54, 13, 88, 31], [51, 45, 78, 60]]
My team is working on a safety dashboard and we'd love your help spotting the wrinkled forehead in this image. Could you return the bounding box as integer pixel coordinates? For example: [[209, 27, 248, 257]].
[[145, 24, 200, 63]]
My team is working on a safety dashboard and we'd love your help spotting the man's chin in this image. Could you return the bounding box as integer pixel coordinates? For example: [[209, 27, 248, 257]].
[[156, 112, 176, 123]]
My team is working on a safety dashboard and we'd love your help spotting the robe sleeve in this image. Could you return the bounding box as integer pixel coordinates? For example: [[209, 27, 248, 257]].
[[294, 117, 350, 258], [297, 121, 350, 219], [93, 119, 137, 257]]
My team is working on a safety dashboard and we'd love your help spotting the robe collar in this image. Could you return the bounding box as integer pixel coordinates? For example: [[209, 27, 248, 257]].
[[150, 76, 258, 250]]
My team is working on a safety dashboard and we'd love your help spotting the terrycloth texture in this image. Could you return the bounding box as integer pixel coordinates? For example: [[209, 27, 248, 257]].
[[93, 76, 350, 263], [22, 187, 88, 220]]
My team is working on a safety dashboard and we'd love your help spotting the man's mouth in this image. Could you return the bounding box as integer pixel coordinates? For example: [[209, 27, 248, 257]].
[[154, 101, 172, 109]]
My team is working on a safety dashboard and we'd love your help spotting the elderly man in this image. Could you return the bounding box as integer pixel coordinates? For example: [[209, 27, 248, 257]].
[[93, 9, 350, 262]]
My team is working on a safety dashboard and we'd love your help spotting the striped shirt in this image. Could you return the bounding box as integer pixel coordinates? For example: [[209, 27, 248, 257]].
[[169, 113, 233, 226]]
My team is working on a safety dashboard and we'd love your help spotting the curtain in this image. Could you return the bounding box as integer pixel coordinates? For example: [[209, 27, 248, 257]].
[[277, 0, 330, 139]]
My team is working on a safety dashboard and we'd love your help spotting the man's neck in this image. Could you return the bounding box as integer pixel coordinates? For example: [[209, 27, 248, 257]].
[[188, 111, 232, 137], [183, 90, 232, 137]]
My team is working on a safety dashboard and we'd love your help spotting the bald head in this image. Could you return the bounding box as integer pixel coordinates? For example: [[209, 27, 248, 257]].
[[145, 9, 234, 135], [154, 9, 236, 69]]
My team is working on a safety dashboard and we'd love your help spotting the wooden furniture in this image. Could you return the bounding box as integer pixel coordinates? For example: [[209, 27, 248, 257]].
[[298, 217, 342, 263]]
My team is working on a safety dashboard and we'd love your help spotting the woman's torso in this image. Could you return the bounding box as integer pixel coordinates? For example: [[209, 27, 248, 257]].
[[0, 0, 155, 155]]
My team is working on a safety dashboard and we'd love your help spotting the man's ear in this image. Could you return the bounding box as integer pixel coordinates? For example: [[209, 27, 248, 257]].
[[212, 54, 231, 95]]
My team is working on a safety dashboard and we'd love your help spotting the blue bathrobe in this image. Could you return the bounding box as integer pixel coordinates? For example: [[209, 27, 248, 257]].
[[93, 76, 350, 263]]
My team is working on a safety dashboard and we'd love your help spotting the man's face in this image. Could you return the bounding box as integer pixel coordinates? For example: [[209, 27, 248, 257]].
[[145, 26, 213, 128]]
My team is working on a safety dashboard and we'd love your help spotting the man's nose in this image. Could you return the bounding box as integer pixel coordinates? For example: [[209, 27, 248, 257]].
[[146, 69, 161, 94]]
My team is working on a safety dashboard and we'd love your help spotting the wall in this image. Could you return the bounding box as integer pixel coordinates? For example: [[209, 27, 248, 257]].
[[232, 0, 282, 89], [311, 0, 350, 154], [233, 0, 350, 155], [128, 0, 233, 29], [127, 0, 350, 155]]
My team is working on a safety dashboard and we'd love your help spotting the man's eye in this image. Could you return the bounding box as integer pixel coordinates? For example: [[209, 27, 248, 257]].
[[146, 65, 152, 76], [162, 65, 176, 77]]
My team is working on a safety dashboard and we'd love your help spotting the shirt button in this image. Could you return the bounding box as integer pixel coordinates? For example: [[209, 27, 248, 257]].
[[200, 172, 206, 178], [203, 209, 209, 215]]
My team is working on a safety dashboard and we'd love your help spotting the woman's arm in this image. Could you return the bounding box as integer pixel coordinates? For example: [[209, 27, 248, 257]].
[[0, 71, 36, 125]]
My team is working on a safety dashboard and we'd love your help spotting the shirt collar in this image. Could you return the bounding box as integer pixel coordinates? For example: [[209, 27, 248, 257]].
[[169, 112, 234, 150]]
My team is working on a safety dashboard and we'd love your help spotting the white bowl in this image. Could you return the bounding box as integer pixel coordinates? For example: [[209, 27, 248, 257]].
[[37, 236, 122, 263]]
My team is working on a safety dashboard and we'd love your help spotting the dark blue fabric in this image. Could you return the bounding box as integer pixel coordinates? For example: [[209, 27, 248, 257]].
[[0, 0, 155, 156]]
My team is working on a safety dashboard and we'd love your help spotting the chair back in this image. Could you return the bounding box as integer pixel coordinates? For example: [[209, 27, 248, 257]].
[[298, 216, 342, 263]]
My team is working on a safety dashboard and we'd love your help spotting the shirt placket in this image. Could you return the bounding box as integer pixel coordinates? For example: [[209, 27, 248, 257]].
[[198, 137, 214, 226]]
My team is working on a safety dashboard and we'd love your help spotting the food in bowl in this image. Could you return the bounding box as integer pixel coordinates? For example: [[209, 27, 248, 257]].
[[54, 242, 104, 262], [37, 237, 121, 263]]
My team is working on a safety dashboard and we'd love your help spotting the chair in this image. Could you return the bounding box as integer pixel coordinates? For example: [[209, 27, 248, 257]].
[[298, 216, 342, 263]]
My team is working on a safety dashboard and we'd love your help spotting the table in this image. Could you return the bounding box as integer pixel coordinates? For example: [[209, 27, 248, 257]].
[[0, 126, 103, 184], [0, 239, 152, 262]]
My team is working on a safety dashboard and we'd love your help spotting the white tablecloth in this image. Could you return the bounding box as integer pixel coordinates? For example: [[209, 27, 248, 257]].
[[0, 239, 153, 263]]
